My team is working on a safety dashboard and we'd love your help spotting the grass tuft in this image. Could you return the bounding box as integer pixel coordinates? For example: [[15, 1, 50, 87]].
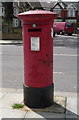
[[12, 103, 24, 109]]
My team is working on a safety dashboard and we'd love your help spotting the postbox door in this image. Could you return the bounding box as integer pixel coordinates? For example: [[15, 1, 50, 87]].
[[23, 24, 53, 88], [28, 28, 41, 52]]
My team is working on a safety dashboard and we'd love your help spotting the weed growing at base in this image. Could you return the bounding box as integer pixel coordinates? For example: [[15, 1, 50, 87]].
[[12, 103, 24, 109]]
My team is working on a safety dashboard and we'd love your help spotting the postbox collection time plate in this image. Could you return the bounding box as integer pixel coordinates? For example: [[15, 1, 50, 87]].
[[31, 37, 40, 51]]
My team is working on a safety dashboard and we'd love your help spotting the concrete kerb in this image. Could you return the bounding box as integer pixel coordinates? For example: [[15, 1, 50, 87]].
[[0, 40, 23, 45], [0, 33, 78, 45], [0, 88, 78, 119]]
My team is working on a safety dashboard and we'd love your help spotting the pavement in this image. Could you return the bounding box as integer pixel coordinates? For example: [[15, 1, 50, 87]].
[[0, 88, 78, 119], [0, 34, 78, 45]]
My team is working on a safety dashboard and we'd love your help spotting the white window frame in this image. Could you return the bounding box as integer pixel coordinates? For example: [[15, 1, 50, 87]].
[[13, 18, 19, 27], [68, 8, 75, 17], [1, 7, 5, 17], [67, 4, 77, 17]]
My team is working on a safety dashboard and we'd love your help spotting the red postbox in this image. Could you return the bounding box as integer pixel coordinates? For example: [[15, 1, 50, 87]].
[[18, 10, 57, 108]]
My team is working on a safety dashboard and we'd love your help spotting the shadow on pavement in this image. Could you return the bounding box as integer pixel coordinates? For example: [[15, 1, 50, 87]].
[[30, 102, 79, 120]]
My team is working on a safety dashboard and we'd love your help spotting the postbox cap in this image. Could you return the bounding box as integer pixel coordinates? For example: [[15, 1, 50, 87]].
[[18, 10, 56, 15], [18, 10, 58, 23]]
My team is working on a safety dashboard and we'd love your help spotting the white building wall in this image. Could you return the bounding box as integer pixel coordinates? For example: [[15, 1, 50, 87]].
[[13, 2, 20, 27], [13, 18, 19, 27], [0, 2, 5, 17]]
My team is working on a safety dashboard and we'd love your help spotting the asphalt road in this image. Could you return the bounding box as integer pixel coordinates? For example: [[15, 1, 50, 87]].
[[1, 35, 78, 93]]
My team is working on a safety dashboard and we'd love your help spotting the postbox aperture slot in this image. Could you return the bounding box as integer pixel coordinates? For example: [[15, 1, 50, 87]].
[[28, 29, 41, 32]]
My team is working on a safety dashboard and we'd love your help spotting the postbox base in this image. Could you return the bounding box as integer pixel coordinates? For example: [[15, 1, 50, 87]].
[[23, 83, 54, 108]]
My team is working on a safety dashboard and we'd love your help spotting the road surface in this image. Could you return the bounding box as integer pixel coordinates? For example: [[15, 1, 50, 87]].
[[1, 35, 78, 93]]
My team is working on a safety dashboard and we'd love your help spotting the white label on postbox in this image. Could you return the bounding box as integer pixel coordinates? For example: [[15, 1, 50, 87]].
[[31, 37, 40, 51]]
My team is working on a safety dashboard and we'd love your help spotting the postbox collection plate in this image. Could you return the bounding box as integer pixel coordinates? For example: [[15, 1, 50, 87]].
[[31, 37, 40, 51]]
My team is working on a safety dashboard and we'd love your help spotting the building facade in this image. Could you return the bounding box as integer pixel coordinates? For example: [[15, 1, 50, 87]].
[[50, 1, 79, 23], [1, 0, 79, 28]]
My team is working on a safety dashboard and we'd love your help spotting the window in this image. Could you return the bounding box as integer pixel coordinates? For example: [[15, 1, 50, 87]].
[[14, 7, 19, 16], [67, 4, 76, 17], [2, 7, 5, 16], [53, 9, 61, 17], [68, 8, 75, 17], [66, 23, 73, 27], [13, 19, 19, 27]]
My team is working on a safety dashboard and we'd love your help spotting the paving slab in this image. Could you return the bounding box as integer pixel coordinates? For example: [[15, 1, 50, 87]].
[[0, 93, 23, 109], [0, 88, 18, 101], [16, 89, 23, 94], [55, 91, 77, 97], [0, 88, 2, 92], [1, 108, 26, 118], [21, 96, 66, 119], [66, 114, 78, 119], [2, 88, 17, 93], [24, 111, 65, 119], [0, 93, 2, 100], [0, 93, 7, 101], [66, 97, 77, 115], [22, 96, 66, 114], [24, 111, 44, 118], [0, 108, 2, 120], [37, 112, 65, 118]]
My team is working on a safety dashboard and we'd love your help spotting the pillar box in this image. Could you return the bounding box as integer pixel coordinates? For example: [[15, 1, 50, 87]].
[[18, 10, 57, 108]]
